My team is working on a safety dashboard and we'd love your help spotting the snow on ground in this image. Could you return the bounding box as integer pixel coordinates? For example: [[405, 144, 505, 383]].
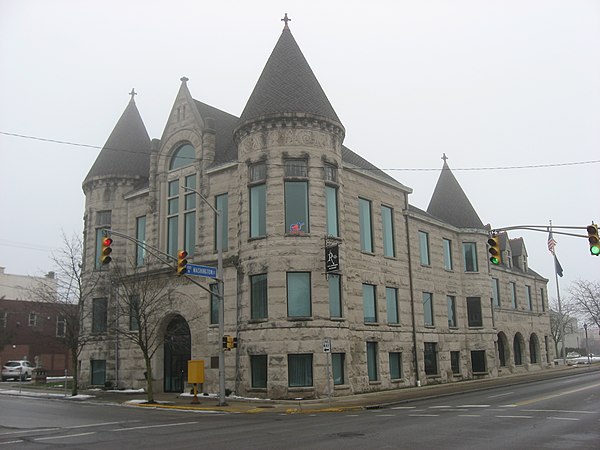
[[0, 389, 95, 400]]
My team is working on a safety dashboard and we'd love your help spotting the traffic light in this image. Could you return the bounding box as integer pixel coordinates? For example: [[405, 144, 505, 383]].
[[487, 234, 502, 265], [100, 237, 113, 265], [177, 250, 188, 276], [587, 224, 600, 256], [222, 335, 235, 351]]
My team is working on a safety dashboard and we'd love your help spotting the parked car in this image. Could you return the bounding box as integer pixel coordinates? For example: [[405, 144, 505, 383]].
[[1, 360, 34, 381]]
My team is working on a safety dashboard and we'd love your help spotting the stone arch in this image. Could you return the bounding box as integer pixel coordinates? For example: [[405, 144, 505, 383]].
[[513, 332, 525, 366], [497, 332, 509, 367], [163, 314, 191, 393], [529, 333, 540, 364]]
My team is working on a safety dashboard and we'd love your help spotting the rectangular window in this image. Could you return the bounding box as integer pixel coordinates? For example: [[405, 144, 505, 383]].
[[363, 284, 377, 323], [381, 206, 395, 257], [184, 212, 196, 255], [451, 351, 460, 374], [419, 231, 430, 265], [510, 282, 517, 309], [288, 354, 313, 387], [471, 350, 487, 373], [467, 297, 483, 327], [332, 353, 345, 385], [215, 193, 229, 251], [443, 238, 453, 270], [28, 312, 37, 327], [424, 342, 438, 376], [325, 185, 339, 237], [92, 298, 108, 333], [56, 316, 66, 337], [328, 274, 342, 318], [285, 181, 309, 234], [526, 285, 533, 311], [287, 272, 311, 317], [540, 288, 546, 312], [96, 210, 112, 226], [250, 274, 268, 320], [90, 359, 106, 386], [249, 163, 266, 182], [492, 278, 500, 307], [423, 292, 434, 326], [324, 163, 337, 183], [284, 159, 308, 177], [129, 295, 140, 331], [167, 180, 179, 257], [210, 283, 219, 325], [135, 216, 146, 266], [389, 352, 402, 380], [367, 342, 378, 381], [358, 198, 373, 253], [386, 287, 399, 324], [447, 295, 457, 327], [463, 242, 478, 272], [250, 355, 267, 389], [249, 184, 266, 238], [490, 298, 496, 327]]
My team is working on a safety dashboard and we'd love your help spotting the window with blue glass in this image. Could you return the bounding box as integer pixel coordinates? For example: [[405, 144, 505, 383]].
[[381, 205, 395, 257], [359, 198, 373, 253]]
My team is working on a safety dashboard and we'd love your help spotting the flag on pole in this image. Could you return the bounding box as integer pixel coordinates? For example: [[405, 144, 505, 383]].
[[547, 228, 563, 277]]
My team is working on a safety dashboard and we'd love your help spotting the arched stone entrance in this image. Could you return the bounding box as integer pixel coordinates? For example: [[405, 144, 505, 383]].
[[163, 315, 191, 393]]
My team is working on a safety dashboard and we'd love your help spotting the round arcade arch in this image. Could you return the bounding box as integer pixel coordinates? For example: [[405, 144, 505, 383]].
[[163, 315, 191, 393]]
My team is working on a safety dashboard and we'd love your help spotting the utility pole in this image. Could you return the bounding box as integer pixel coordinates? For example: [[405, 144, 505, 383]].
[[182, 186, 226, 406]]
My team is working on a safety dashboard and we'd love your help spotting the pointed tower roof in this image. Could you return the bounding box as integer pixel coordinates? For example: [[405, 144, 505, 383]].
[[83, 90, 151, 186], [237, 16, 342, 128], [426, 154, 484, 229]]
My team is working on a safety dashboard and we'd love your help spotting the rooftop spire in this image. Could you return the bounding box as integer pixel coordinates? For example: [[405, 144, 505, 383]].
[[129, 88, 137, 102], [281, 13, 291, 30]]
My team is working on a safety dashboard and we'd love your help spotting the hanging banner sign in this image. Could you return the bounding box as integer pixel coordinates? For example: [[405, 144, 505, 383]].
[[325, 245, 340, 273]]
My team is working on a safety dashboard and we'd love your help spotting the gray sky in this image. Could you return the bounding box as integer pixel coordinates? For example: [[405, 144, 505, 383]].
[[1, 0, 598, 302]]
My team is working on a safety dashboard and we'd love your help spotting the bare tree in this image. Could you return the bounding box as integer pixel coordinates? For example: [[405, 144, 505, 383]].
[[569, 279, 600, 329], [549, 296, 578, 359], [109, 260, 192, 403], [31, 233, 100, 395]]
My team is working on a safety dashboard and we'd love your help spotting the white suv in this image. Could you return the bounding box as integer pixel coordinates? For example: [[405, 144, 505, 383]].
[[1, 360, 34, 381]]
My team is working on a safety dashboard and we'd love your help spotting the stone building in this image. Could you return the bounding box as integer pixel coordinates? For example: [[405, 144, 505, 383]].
[[79, 20, 553, 398]]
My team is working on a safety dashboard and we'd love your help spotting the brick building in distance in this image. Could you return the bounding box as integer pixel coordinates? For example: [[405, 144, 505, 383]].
[[79, 18, 553, 398], [0, 267, 73, 376]]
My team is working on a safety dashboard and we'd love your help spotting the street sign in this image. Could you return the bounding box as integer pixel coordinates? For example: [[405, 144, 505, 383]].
[[323, 338, 331, 353], [186, 264, 217, 279]]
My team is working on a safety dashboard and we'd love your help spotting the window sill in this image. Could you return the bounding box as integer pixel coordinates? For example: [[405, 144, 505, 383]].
[[288, 387, 314, 393], [468, 326, 484, 329], [248, 236, 266, 242], [387, 323, 401, 327], [426, 374, 441, 379], [391, 378, 405, 383], [285, 233, 311, 237], [369, 381, 382, 385], [364, 322, 379, 326], [330, 317, 345, 322], [424, 325, 436, 329], [247, 388, 267, 392], [360, 251, 376, 256], [333, 384, 350, 390], [248, 318, 268, 324], [287, 317, 313, 321]]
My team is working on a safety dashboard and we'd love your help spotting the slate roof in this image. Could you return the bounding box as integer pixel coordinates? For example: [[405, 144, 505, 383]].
[[194, 100, 238, 165], [238, 25, 342, 127], [426, 159, 484, 229], [342, 145, 409, 189], [83, 98, 151, 186]]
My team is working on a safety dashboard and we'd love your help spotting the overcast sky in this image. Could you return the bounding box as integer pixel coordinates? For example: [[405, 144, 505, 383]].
[[1, 0, 598, 303]]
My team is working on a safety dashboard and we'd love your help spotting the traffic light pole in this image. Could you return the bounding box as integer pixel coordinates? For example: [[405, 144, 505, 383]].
[[182, 186, 227, 407]]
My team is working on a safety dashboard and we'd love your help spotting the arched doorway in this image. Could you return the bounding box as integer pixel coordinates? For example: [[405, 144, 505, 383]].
[[163, 315, 191, 393], [513, 333, 524, 366], [529, 333, 540, 364]]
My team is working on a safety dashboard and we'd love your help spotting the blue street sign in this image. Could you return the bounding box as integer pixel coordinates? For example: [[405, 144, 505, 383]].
[[186, 263, 217, 279]]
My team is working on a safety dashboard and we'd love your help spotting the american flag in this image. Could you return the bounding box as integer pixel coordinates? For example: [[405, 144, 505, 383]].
[[547, 229, 557, 254]]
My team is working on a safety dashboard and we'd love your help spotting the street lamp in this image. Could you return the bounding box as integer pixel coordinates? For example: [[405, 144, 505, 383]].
[[182, 186, 226, 406], [584, 323, 590, 365]]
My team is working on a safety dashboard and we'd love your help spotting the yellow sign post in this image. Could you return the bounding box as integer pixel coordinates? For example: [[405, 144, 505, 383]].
[[187, 360, 205, 404]]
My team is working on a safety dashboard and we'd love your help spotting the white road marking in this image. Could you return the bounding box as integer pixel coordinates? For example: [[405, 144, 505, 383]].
[[111, 421, 198, 432], [522, 409, 596, 414], [34, 432, 96, 441], [66, 420, 142, 429], [409, 414, 439, 417], [496, 415, 534, 419], [391, 406, 416, 410], [0, 440, 24, 446], [376, 414, 396, 417], [547, 417, 580, 421], [488, 392, 514, 399], [458, 414, 481, 417], [0, 428, 59, 436], [458, 405, 490, 408], [429, 405, 451, 409]]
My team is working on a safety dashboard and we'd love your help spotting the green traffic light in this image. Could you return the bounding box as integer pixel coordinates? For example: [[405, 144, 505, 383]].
[[591, 245, 600, 256], [490, 256, 499, 265]]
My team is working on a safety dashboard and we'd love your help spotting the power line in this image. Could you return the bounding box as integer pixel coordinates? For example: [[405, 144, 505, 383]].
[[2, 130, 599, 172]]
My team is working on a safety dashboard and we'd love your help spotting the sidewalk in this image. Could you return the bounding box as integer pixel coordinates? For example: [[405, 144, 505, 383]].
[[3, 365, 599, 414]]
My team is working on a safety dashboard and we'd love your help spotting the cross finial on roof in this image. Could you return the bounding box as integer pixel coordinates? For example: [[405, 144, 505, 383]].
[[180, 76, 189, 84], [281, 13, 291, 30], [129, 88, 137, 101], [442, 153, 448, 163]]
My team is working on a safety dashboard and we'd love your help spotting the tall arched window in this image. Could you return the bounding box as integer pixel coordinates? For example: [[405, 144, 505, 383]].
[[513, 334, 523, 365], [529, 334, 539, 364]]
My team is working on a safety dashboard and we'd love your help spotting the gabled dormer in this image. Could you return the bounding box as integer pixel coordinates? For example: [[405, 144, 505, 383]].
[[510, 237, 528, 272]]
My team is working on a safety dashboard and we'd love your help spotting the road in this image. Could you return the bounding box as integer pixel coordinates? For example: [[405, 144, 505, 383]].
[[1, 370, 599, 449]]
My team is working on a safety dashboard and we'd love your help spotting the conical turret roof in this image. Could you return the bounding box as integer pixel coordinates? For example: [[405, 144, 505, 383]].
[[83, 94, 151, 186], [427, 155, 484, 229], [238, 22, 341, 127]]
